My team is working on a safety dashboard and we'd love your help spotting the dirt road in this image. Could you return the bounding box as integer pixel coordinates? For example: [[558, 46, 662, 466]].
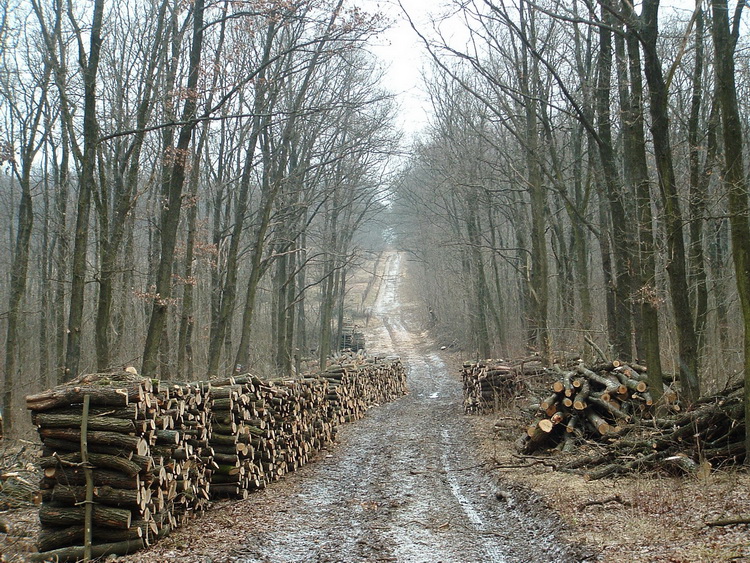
[[228, 252, 585, 562], [126, 252, 587, 562]]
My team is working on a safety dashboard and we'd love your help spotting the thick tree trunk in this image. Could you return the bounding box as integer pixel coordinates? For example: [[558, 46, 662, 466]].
[[595, 2, 633, 362], [64, 0, 105, 380], [710, 0, 750, 462], [618, 7, 663, 397]]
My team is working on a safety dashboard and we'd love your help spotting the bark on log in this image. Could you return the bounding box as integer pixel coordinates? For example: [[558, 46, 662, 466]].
[[44, 484, 143, 509], [29, 538, 145, 562], [26, 384, 144, 412], [33, 413, 136, 433], [39, 428, 148, 456], [38, 504, 132, 529]]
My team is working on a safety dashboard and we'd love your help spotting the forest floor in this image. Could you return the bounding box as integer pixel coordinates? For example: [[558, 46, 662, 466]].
[[1, 250, 749, 562]]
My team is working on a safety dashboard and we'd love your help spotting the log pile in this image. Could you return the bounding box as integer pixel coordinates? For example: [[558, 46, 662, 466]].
[[323, 356, 407, 423], [560, 383, 745, 479], [151, 380, 214, 533], [28, 372, 154, 560], [461, 360, 536, 413], [26, 356, 407, 560], [515, 361, 655, 455], [205, 355, 407, 496]]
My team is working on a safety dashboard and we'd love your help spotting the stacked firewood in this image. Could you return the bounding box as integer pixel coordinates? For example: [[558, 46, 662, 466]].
[[27, 372, 155, 560], [321, 356, 406, 423], [205, 356, 406, 496], [516, 361, 653, 454], [461, 361, 532, 413], [26, 356, 407, 559], [151, 380, 213, 533], [204, 374, 335, 496]]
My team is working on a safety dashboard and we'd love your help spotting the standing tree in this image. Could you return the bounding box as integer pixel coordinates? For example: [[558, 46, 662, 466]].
[[710, 0, 750, 460]]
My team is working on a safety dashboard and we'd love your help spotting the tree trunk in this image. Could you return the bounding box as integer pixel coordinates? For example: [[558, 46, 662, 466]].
[[687, 7, 711, 357], [618, 5, 663, 397], [520, 3, 549, 359], [641, 0, 700, 402], [595, 1, 633, 362], [64, 0, 105, 380], [710, 0, 750, 461], [142, 0, 205, 376]]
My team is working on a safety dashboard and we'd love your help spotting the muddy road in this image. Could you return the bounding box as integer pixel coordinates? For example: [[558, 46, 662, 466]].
[[128, 252, 587, 562], [227, 252, 584, 563]]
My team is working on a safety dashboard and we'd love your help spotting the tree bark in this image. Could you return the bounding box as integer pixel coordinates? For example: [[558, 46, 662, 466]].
[[710, 0, 750, 461], [640, 0, 700, 402]]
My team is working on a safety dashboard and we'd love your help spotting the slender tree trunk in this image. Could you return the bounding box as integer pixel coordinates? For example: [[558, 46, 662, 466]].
[[142, 0, 205, 376], [467, 190, 491, 359], [688, 8, 716, 359], [641, 0, 700, 402], [4, 164, 36, 436], [520, 5, 549, 358], [54, 128, 70, 385]]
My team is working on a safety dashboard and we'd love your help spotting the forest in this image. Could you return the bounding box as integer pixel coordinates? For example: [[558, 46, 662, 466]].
[[1, 0, 749, 460]]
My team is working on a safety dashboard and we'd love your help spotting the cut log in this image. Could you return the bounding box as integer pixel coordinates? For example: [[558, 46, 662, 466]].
[[39, 451, 141, 476], [39, 428, 148, 456], [38, 504, 132, 529], [29, 539, 145, 562], [26, 384, 143, 412], [33, 413, 136, 433], [45, 484, 143, 510]]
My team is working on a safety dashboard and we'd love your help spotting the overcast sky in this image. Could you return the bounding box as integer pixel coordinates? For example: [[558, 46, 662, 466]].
[[357, 0, 705, 138]]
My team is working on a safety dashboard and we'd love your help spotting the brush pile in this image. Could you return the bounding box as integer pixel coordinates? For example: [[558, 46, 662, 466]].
[[560, 383, 745, 479]]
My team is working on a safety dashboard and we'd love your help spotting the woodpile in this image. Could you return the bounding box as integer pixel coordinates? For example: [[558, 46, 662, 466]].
[[204, 374, 336, 495], [515, 361, 655, 455], [26, 356, 406, 561], [461, 359, 539, 413], [28, 372, 154, 560]]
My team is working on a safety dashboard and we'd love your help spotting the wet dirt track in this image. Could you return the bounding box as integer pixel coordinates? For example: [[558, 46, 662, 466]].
[[224, 252, 586, 563]]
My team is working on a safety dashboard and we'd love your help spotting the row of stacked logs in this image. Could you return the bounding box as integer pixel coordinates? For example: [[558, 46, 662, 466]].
[[461, 359, 545, 413], [26, 355, 406, 561]]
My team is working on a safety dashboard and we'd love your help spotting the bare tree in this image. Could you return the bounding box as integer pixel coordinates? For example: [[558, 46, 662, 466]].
[[710, 0, 750, 460]]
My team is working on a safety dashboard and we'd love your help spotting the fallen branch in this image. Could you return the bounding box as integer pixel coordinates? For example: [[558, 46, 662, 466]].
[[705, 516, 750, 527]]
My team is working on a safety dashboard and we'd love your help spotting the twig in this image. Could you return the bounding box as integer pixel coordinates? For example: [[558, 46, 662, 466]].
[[577, 494, 632, 511], [705, 516, 750, 527], [584, 335, 608, 363]]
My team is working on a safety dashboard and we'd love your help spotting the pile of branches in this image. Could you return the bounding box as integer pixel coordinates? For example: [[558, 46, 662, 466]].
[[559, 384, 745, 480], [515, 361, 662, 455], [25, 355, 407, 561]]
